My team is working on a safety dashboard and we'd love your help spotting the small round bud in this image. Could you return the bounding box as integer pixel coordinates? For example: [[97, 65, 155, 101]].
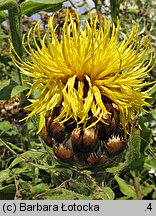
[[105, 135, 126, 155], [71, 127, 98, 152], [53, 143, 74, 162]]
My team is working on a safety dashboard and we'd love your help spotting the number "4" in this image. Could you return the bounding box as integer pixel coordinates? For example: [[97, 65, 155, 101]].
[[147, 203, 152, 211]]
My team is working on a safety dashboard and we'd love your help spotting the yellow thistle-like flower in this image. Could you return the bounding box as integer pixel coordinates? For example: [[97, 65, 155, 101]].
[[10, 11, 155, 134]]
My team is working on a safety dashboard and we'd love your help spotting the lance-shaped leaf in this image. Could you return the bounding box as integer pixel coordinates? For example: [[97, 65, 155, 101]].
[[115, 175, 136, 198], [21, 0, 65, 16], [129, 128, 141, 160], [126, 127, 144, 171], [0, 0, 17, 10]]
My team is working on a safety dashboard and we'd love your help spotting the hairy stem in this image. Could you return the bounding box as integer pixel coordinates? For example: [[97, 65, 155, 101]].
[[134, 171, 142, 200]]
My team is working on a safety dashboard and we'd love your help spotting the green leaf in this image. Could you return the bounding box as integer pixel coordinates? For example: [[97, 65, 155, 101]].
[[12, 167, 29, 176], [126, 127, 142, 170], [139, 117, 152, 153], [144, 158, 156, 170], [40, 188, 89, 200], [31, 183, 50, 195], [0, 0, 17, 10], [8, 3, 23, 61], [0, 184, 15, 192], [11, 85, 29, 98], [21, 0, 65, 16], [0, 169, 10, 182], [0, 120, 12, 132], [9, 157, 23, 168], [105, 162, 126, 173], [0, 79, 18, 100], [129, 8, 139, 14], [152, 191, 156, 200], [32, 0, 65, 3], [132, 156, 145, 172], [0, 11, 7, 23], [91, 187, 115, 200], [150, 109, 156, 120], [10, 150, 44, 167], [130, 128, 141, 160], [4, 141, 23, 152], [22, 150, 45, 159], [141, 185, 154, 197], [65, 180, 90, 196], [115, 175, 136, 198], [138, 17, 146, 34], [0, 184, 16, 200], [0, 80, 10, 91]]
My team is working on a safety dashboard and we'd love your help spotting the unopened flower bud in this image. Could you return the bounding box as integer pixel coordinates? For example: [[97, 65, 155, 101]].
[[71, 127, 98, 152], [49, 120, 65, 143], [53, 143, 74, 162], [105, 135, 126, 155], [86, 153, 107, 165]]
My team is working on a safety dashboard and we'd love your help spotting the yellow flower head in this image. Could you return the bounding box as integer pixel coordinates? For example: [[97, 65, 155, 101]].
[[10, 11, 155, 134]]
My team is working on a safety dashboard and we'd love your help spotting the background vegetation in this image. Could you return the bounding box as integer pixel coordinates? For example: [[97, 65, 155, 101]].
[[0, 0, 156, 200]]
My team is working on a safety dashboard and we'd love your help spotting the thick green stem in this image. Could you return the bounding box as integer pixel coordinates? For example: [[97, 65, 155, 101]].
[[8, 3, 23, 85], [110, 0, 120, 23]]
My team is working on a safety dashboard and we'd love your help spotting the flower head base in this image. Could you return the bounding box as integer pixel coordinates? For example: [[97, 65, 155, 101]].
[[10, 11, 155, 166]]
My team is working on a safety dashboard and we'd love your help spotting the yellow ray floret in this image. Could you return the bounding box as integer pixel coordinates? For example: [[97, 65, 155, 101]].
[[10, 11, 155, 133]]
